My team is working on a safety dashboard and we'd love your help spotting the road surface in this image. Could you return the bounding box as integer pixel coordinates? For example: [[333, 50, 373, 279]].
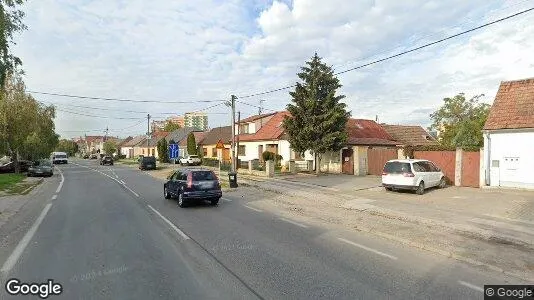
[[0, 159, 527, 299]]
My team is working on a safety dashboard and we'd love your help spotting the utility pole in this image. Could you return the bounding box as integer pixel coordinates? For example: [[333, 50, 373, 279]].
[[230, 95, 236, 172], [147, 114, 151, 147], [236, 111, 240, 170], [104, 126, 109, 142], [259, 99, 265, 128]]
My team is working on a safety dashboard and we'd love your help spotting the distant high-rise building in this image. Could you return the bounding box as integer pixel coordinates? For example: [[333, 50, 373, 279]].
[[152, 116, 186, 132], [184, 112, 208, 131]]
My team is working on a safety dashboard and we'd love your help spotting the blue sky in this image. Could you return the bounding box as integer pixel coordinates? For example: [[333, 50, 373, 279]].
[[12, 0, 534, 138]]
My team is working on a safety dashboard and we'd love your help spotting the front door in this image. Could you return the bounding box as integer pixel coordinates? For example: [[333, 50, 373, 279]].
[[341, 148, 354, 175], [222, 148, 230, 162]]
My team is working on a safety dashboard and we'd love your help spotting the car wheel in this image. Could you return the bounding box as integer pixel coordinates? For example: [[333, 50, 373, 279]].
[[416, 181, 425, 195], [384, 187, 392, 191], [439, 177, 446, 189], [210, 198, 219, 206], [164, 186, 171, 199], [178, 193, 186, 208]]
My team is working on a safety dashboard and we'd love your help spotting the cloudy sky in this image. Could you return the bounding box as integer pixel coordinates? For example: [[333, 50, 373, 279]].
[[13, 0, 534, 138]]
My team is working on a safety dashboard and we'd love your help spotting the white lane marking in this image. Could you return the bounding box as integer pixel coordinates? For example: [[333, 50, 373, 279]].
[[147, 205, 190, 240], [51, 195, 57, 200], [72, 163, 138, 197], [1, 203, 53, 273], [243, 205, 262, 212], [120, 180, 125, 185], [278, 217, 308, 228], [123, 185, 139, 197], [221, 197, 233, 202], [458, 281, 483, 293], [337, 237, 398, 260], [55, 166, 65, 193]]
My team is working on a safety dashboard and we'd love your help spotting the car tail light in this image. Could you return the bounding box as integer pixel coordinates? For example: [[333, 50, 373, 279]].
[[403, 172, 415, 177], [187, 173, 193, 188]]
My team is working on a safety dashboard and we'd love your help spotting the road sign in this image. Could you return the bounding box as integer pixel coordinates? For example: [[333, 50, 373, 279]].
[[168, 144, 179, 159], [216, 139, 225, 149]]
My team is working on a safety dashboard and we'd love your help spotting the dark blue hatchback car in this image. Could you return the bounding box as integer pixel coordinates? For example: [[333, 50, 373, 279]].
[[164, 169, 222, 207]]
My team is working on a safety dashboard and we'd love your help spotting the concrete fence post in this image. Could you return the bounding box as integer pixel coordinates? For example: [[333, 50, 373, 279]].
[[479, 148, 485, 188], [289, 160, 296, 174], [455, 148, 463, 187], [248, 160, 253, 174], [306, 160, 313, 172], [266, 160, 275, 177]]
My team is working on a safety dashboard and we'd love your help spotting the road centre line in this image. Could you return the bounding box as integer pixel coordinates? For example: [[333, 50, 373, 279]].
[[337, 237, 398, 260], [55, 166, 65, 193], [147, 205, 190, 240], [1, 203, 53, 273], [243, 205, 263, 212], [458, 280, 483, 293], [51, 195, 57, 200], [73, 163, 138, 197], [278, 217, 308, 228]]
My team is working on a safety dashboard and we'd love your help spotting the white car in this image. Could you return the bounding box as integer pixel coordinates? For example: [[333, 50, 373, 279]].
[[51, 152, 68, 164], [381, 159, 446, 195], [179, 155, 201, 166]]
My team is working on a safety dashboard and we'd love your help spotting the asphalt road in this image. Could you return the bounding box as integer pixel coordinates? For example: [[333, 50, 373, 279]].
[[0, 159, 528, 299]]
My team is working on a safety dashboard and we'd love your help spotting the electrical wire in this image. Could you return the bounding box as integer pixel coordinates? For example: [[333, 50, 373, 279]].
[[55, 108, 144, 120], [28, 90, 226, 104], [235, 100, 277, 112], [236, 6, 534, 99]]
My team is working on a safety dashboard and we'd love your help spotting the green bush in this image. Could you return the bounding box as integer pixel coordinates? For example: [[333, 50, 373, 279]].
[[262, 151, 275, 161]]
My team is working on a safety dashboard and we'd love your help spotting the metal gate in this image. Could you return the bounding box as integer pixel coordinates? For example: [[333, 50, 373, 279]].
[[367, 148, 398, 175]]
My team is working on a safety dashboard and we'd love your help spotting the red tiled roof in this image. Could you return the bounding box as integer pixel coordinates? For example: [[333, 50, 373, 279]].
[[238, 111, 289, 141], [239, 112, 276, 123], [85, 135, 104, 143], [381, 124, 437, 146], [346, 119, 396, 145], [484, 77, 534, 130], [148, 131, 170, 146]]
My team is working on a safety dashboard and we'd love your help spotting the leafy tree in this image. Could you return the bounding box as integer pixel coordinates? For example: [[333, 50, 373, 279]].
[[283, 53, 350, 174], [0, 0, 27, 88], [430, 93, 489, 148], [163, 121, 181, 132], [103, 140, 117, 155], [55, 139, 78, 156], [187, 132, 196, 155], [1, 75, 58, 171]]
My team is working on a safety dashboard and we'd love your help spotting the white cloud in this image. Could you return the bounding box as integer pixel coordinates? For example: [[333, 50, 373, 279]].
[[11, 0, 534, 137]]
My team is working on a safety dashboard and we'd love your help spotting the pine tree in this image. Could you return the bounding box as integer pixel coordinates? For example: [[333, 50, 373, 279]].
[[283, 53, 350, 174], [187, 132, 197, 155]]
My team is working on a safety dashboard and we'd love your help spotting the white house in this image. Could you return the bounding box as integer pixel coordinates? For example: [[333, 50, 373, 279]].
[[120, 135, 146, 158], [235, 111, 314, 166], [483, 77, 534, 189]]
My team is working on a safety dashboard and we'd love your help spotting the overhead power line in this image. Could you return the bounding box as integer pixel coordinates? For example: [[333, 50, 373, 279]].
[[235, 100, 277, 112], [28, 90, 226, 104], [41, 100, 228, 116], [55, 108, 144, 120], [236, 6, 534, 99]]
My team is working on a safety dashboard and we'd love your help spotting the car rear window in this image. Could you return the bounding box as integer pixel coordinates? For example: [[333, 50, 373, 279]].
[[142, 157, 156, 163], [55, 154, 67, 159], [35, 160, 52, 166], [383, 162, 412, 174], [191, 171, 216, 181]]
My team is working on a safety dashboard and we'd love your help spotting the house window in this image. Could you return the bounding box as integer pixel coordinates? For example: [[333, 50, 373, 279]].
[[212, 148, 217, 157], [203, 147, 208, 156], [142, 149, 145, 155], [240, 124, 249, 134], [151, 149, 155, 156], [238, 145, 246, 156]]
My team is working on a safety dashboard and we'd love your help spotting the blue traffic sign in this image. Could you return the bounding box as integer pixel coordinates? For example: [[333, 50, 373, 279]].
[[169, 144, 179, 159]]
